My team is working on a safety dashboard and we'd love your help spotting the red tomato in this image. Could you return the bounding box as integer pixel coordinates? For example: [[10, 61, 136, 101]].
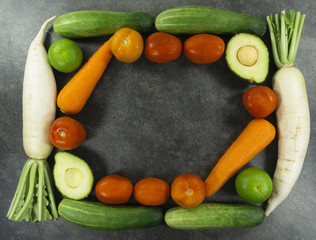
[[95, 175, 133, 204], [242, 86, 278, 118], [133, 178, 170, 206], [49, 116, 86, 150], [183, 34, 225, 64], [144, 32, 182, 63], [171, 174, 205, 208]]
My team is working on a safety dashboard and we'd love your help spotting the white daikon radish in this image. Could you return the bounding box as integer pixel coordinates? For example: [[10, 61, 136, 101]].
[[7, 16, 59, 222], [23, 17, 57, 159], [265, 10, 310, 216]]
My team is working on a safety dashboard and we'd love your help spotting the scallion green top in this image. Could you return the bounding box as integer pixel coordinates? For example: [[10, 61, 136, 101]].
[[267, 10, 306, 68]]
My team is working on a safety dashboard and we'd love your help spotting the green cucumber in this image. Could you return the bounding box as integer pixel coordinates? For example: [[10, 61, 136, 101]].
[[54, 11, 153, 38], [165, 203, 265, 230], [155, 6, 266, 36], [58, 199, 163, 230]]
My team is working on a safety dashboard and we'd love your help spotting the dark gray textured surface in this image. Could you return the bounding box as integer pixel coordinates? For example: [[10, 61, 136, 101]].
[[1, 0, 315, 239]]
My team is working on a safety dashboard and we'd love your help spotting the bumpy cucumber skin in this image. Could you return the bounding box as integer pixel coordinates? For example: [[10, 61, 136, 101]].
[[155, 6, 266, 36], [58, 199, 163, 230], [53, 11, 153, 38], [165, 203, 265, 230]]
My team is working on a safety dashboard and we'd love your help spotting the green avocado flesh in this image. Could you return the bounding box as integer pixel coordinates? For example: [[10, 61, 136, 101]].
[[226, 33, 269, 84], [53, 152, 94, 200]]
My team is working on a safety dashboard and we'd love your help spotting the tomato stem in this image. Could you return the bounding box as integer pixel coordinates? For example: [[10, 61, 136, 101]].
[[122, 39, 129, 45], [186, 188, 193, 196], [59, 130, 66, 138]]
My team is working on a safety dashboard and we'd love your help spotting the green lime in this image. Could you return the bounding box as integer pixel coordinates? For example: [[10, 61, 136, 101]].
[[235, 167, 273, 204], [48, 38, 83, 73]]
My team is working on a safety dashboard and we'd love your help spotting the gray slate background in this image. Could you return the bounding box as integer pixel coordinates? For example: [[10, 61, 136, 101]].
[[1, 0, 315, 239]]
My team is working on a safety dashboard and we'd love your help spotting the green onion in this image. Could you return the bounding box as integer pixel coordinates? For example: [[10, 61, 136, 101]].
[[266, 10, 306, 68]]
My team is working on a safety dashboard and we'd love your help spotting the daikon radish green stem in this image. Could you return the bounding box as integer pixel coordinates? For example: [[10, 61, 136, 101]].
[[265, 10, 310, 216], [7, 16, 59, 222]]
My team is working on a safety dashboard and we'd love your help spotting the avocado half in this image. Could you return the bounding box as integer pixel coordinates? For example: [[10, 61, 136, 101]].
[[54, 152, 94, 200], [226, 33, 269, 84]]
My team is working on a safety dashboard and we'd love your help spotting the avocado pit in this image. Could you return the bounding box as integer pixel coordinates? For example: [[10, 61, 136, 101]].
[[237, 46, 258, 66]]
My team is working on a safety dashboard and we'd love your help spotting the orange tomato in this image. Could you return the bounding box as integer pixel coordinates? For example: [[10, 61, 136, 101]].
[[171, 174, 205, 208], [183, 34, 225, 64], [95, 175, 133, 204], [111, 28, 144, 63], [133, 178, 170, 206], [144, 32, 182, 63], [242, 86, 278, 118]]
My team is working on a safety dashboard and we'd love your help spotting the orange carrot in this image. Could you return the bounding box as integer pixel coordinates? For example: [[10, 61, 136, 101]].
[[204, 118, 276, 197], [57, 37, 113, 115]]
